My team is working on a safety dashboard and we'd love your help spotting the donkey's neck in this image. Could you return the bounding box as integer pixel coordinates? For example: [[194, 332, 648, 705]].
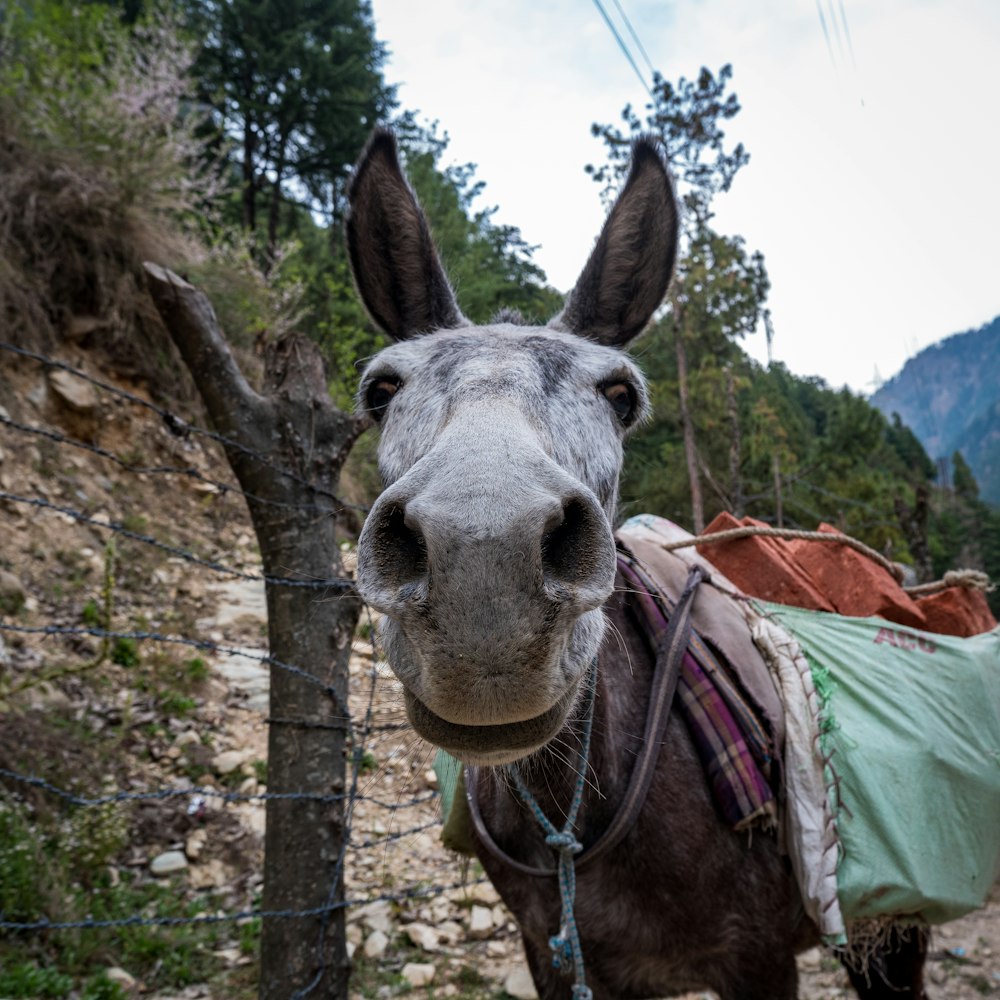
[[483, 574, 656, 867]]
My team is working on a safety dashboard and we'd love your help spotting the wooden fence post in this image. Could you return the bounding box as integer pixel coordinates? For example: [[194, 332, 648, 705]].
[[145, 264, 364, 999]]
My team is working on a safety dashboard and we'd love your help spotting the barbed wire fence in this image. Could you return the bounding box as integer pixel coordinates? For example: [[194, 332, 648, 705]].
[[0, 339, 482, 997]]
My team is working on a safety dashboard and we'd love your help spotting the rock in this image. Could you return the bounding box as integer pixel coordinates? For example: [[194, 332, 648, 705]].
[[210, 578, 268, 628], [355, 899, 395, 935], [26, 382, 47, 410], [105, 967, 137, 991], [404, 921, 440, 952], [436, 920, 464, 946], [468, 882, 501, 906], [185, 829, 208, 861], [798, 946, 822, 971], [486, 940, 509, 958], [150, 850, 188, 876], [211, 651, 269, 711], [175, 730, 200, 748], [28, 681, 71, 712], [503, 965, 539, 999], [65, 314, 109, 341], [0, 569, 26, 615], [929, 965, 948, 985], [401, 962, 436, 988], [189, 859, 228, 890], [491, 904, 508, 928], [424, 768, 439, 789], [363, 929, 389, 959], [467, 904, 494, 939], [212, 749, 250, 775], [47, 369, 99, 436]]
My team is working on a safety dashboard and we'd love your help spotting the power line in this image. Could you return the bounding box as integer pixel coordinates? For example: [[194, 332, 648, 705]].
[[590, 0, 652, 96], [609, 0, 655, 76]]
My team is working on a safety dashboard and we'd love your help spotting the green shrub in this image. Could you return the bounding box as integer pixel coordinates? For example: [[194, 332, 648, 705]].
[[111, 637, 139, 667]]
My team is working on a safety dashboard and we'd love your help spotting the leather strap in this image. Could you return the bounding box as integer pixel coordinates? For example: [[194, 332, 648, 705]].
[[467, 565, 705, 877]]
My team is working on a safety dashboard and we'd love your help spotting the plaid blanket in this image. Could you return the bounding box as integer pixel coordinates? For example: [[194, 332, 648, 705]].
[[617, 549, 777, 831]]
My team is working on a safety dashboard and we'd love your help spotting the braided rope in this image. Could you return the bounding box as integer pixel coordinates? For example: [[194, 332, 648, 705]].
[[658, 526, 904, 582], [904, 569, 995, 595], [660, 525, 995, 595], [512, 662, 597, 1000]]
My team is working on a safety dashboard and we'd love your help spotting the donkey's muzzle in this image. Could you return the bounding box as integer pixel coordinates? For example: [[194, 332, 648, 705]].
[[358, 482, 615, 620], [356, 430, 615, 728]]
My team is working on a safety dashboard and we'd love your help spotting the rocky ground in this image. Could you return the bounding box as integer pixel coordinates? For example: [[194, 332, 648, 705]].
[[0, 350, 997, 999]]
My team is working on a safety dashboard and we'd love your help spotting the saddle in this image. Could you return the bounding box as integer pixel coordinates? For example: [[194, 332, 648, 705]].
[[620, 514, 1000, 951]]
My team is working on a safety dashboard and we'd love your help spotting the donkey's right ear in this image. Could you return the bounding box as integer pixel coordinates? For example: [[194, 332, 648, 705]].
[[346, 129, 466, 340]]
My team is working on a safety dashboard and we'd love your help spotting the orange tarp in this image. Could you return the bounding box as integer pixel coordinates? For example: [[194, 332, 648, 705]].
[[696, 513, 996, 638]]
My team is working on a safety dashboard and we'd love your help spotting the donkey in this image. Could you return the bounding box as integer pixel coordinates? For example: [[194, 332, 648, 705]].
[[346, 128, 928, 1000]]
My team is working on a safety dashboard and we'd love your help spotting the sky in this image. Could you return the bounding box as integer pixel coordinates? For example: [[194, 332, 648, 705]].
[[370, 0, 1000, 394]]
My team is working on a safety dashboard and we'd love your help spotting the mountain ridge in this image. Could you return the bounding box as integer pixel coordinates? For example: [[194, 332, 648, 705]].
[[871, 315, 1000, 504]]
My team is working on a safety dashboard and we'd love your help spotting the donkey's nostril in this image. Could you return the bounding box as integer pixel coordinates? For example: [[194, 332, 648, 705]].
[[540, 497, 608, 590], [370, 503, 427, 588]]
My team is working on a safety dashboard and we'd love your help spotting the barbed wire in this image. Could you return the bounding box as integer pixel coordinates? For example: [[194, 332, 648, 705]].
[[0, 340, 370, 515], [0, 491, 354, 591], [0, 767, 436, 811], [0, 341, 471, 990], [0, 876, 487, 933], [0, 411, 340, 515], [0, 622, 350, 715]]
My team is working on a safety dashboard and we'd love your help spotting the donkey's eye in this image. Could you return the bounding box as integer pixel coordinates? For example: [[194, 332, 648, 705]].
[[601, 381, 636, 424], [367, 378, 400, 420]]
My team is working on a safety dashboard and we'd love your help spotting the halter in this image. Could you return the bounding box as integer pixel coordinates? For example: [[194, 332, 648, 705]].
[[466, 565, 706, 997]]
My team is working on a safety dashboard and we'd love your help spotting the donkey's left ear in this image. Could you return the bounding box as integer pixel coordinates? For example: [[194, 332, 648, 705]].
[[552, 137, 678, 347], [346, 128, 467, 340]]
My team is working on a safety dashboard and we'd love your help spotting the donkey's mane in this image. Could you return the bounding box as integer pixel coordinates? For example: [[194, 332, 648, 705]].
[[490, 307, 529, 326]]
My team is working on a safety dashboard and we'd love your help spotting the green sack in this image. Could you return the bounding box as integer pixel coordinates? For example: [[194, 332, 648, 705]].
[[433, 748, 477, 856], [765, 603, 1000, 926]]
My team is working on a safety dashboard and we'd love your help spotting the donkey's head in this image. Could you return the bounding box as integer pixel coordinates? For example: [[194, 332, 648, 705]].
[[349, 130, 677, 765]]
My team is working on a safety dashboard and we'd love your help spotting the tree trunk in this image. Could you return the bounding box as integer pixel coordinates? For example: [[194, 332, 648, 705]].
[[243, 114, 257, 233], [726, 364, 743, 517], [895, 483, 933, 582], [145, 264, 364, 1000], [266, 154, 285, 270], [772, 451, 783, 529], [674, 312, 704, 534]]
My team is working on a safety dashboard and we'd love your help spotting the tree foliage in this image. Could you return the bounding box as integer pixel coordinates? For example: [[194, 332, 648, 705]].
[[589, 64, 766, 531], [189, 0, 395, 257], [587, 64, 748, 224]]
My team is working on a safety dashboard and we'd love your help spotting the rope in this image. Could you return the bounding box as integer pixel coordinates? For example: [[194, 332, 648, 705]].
[[660, 525, 996, 595], [658, 525, 906, 583], [904, 569, 995, 595], [511, 661, 597, 1000]]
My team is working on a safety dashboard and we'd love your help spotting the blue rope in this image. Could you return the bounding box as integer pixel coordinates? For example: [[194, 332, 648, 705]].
[[511, 662, 597, 1000]]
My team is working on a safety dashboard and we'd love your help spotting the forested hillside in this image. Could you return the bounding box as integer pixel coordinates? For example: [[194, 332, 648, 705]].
[[871, 316, 1000, 504]]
